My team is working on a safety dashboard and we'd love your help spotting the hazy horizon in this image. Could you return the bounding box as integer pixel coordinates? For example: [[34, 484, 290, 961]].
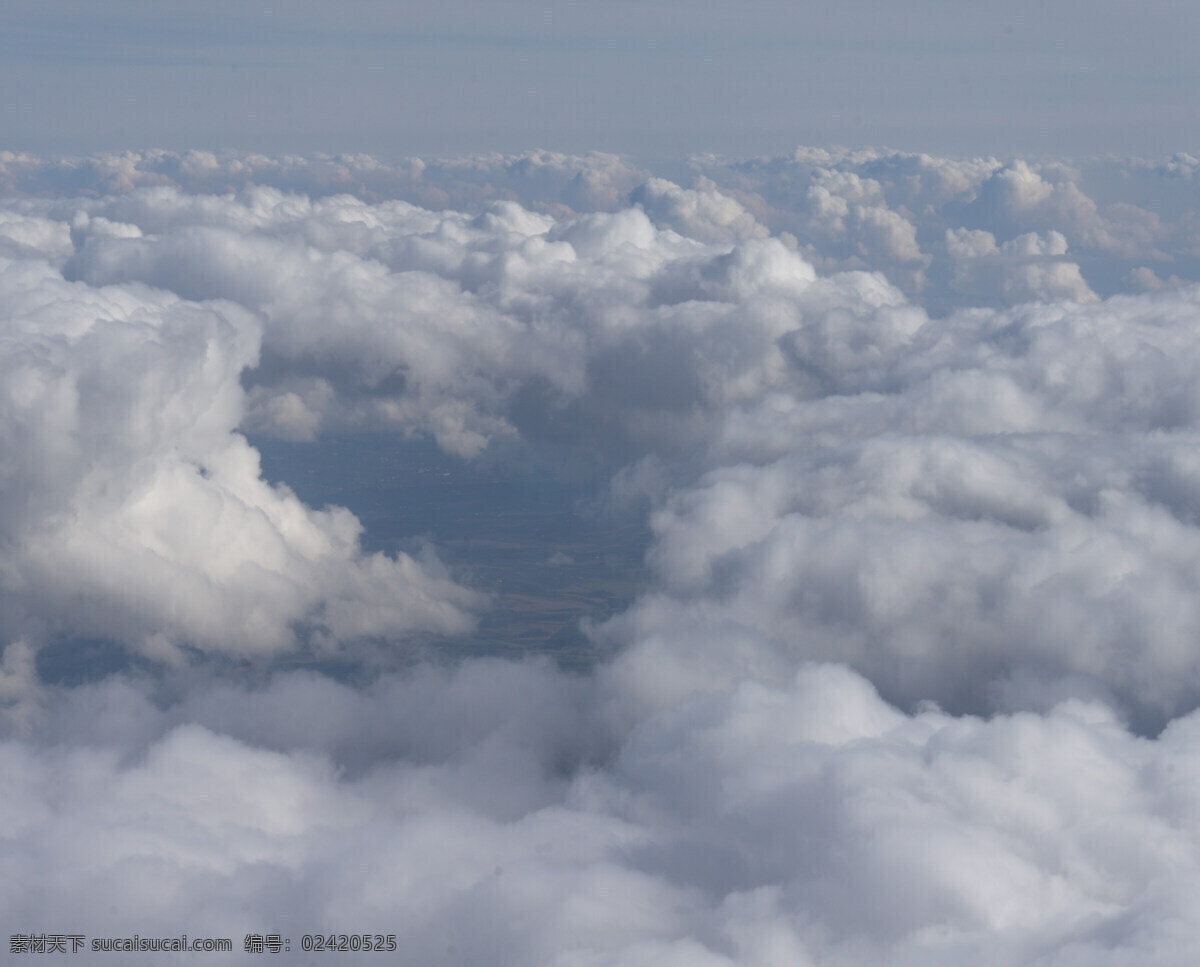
[[4, 1, 1200, 162]]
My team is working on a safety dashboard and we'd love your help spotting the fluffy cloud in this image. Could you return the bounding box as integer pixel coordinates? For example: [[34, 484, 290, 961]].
[[9, 154, 1200, 718], [56, 188, 818, 462], [8, 145, 1199, 312], [0, 248, 480, 665], [946, 228, 1098, 304], [5, 147, 1200, 964], [605, 285, 1200, 727], [0, 148, 648, 216], [691, 147, 1197, 309], [7, 663, 1200, 965], [630, 177, 769, 244]]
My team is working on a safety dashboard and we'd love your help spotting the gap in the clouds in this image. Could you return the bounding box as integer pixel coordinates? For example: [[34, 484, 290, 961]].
[[35, 636, 147, 688], [248, 431, 650, 668]]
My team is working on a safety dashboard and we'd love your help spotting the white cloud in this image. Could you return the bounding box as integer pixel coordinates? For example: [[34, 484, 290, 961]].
[[6, 663, 1200, 965], [0, 148, 649, 218], [631, 177, 769, 244], [11, 157, 1200, 719], [0, 251, 481, 663], [603, 283, 1200, 725], [6, 148, 1200, 964], [9, 146, 1200, 312], [691, 148, 1200, 309], [946, 228, 1099, 304]]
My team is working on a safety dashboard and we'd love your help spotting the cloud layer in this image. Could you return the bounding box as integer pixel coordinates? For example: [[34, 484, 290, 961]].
[[4, 147, 1200, 963], [9, 663, 1200, 966]]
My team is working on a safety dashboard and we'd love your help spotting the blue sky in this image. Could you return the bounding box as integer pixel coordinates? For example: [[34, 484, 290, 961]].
[[3, 0, 1198, 160]]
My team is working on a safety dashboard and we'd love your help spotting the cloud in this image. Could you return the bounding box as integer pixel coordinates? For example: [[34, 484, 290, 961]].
[[603, 284, 1200, 727], [55, 186, 814, 463], [8, 145, 1200, 313], [690, 147, 1198, 309], [0, 248, 481, 664], [630, 177, 769, 244], [0, 148, 649, 217], [946, 228, 1098, 304], [6, 662, 1200, 965], [6, 147, 1200, 964], [11, 155, 1200, 723]]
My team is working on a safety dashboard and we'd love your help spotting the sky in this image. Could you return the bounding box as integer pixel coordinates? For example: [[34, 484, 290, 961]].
[[3, 0, 1200, 161], [7, 4, 1200, 967]]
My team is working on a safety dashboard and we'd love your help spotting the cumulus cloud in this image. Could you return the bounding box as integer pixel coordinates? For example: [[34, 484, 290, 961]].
[[7, 145, 1199, 311], [946, 228, 1098, 304], [0, 148, 649, 217], [51, 187, 820, 463], [630, 177, 769, 244], [6, 147, 1200, 964], [690, 147, 1198, 309], [603, 285, 1200, 727], [8, 663, 1200, 965], [0, 246, 480, 665], [9, 147, 1200, 716]]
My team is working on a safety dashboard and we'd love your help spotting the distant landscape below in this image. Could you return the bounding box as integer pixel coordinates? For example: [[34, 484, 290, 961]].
[[252, 432, 649, 667]]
